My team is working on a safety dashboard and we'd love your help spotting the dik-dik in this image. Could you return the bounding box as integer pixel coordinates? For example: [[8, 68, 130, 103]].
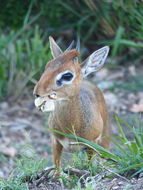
[[33, 36, 110, 168]]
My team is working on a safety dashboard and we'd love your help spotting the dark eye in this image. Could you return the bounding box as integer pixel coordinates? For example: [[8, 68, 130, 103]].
[[56, 72, 74, 87], [61, 72, 73, 81]]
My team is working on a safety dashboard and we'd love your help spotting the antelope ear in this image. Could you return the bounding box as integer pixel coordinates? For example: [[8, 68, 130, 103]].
[[81, 46, 109, 77], [49, 36, 63, 58]]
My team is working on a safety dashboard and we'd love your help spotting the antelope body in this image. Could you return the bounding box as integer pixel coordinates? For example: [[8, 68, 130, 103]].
[[33, 37, 110, 167]]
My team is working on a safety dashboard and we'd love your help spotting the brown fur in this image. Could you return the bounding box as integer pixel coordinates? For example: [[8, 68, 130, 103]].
[[33, 49, 110, 168]]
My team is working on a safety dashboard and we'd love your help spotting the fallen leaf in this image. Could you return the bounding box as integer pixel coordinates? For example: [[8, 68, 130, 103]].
[[130, 104, 143, 113]]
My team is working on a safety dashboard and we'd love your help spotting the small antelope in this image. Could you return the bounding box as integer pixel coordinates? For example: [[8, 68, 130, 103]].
[[33, 36, 110, 168]]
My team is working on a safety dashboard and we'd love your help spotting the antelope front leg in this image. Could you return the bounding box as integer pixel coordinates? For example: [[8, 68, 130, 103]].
[[52, 137, 63, 169]]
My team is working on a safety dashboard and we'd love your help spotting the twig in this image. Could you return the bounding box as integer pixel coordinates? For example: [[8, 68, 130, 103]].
[[36, 166, 55, 186], [98, 161, 130, 183], [64, 167, 90, 178]]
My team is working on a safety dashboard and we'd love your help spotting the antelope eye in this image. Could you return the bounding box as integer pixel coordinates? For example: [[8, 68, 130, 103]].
[[56, 71, 74, 87], [61, 72, 73, 81]]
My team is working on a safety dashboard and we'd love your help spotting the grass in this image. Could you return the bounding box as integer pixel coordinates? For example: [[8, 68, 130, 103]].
[[110, 76, 143, 92], [0, 1, 143, 189], [60, 1, 143, 56], [1, 115, 143, 189], [60, 152, 106, 189], [0, 2, 51, 99], [110, 116, 143, 177], [0, 1, 143, 99], [0, 147, 48, 190], [71, 176, 102, 190], [0, 25, 51, 99], [67, 151, 103, 175], [52, 115, 143, 180]]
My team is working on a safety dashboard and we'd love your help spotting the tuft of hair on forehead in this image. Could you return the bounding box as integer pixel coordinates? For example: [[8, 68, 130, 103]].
[[47, 49, 80, 69], [60, 49, 80, 63]]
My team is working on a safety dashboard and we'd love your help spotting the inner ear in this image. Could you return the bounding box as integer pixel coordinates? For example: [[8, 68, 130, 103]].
[[81, 46, 109, 77], [49, 36, 63, 58]]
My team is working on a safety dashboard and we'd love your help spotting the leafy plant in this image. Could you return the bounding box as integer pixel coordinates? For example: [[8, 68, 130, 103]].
[[1, 0, 143, 58], [0, 25, 51, 99], [1, 1, 143, 98]]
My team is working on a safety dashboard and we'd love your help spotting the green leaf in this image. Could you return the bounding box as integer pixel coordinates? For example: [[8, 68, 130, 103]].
[[50, 128, 119, 162]]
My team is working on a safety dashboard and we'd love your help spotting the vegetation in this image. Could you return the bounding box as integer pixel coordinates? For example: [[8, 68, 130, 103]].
[[0, 25, 51, 99], [52, 115, 143, 179], [1, 116, 143, 189], [0, 0, 143, 99], [0, 1, 143, 189], [0, 147, 47, 190], [109, 76, 143, 92]]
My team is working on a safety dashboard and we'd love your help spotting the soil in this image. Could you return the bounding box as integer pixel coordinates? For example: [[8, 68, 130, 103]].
[[0, 65, 143, 189]]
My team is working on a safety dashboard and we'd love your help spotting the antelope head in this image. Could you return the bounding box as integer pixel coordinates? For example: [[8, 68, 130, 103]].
[[33, 36, 109, 112]]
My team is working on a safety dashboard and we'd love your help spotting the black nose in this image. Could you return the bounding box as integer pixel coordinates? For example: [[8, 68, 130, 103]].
[[34, 94, 40, 98]]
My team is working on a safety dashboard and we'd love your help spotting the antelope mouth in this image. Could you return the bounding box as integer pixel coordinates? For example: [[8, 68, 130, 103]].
[[34, 97, 55, 112]]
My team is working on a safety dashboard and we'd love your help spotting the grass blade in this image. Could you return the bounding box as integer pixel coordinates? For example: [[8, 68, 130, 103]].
[[50, 128, 119, 162]]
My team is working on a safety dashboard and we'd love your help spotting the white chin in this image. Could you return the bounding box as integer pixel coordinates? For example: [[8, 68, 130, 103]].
[[41, 100, 55, 112], [34, 98, 55, 112]]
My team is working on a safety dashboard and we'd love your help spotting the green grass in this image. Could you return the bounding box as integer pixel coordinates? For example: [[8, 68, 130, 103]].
[[59, 0, 143, 57], [0, 147, 48, 190], [111, 116, 143, 177], [0, 1, 143, 99], [0, 1, 52, 99], [1, 116, 143, 189], [110, 76, 143, 92], [1, 1, 143, 189], [68, 151, 103, 175], [52, 115, 143, 179], [0, 25, 51, 99]]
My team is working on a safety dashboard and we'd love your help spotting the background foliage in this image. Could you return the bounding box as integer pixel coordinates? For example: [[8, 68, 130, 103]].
[[1, 1, 143, 189], [0, 0, 143, 99]]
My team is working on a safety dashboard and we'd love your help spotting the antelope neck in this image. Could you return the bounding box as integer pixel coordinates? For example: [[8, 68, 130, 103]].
[[55, 93, 80, 108]]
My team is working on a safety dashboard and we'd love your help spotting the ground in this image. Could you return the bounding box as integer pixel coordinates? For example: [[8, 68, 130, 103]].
[[0, 64, 143, 189]]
